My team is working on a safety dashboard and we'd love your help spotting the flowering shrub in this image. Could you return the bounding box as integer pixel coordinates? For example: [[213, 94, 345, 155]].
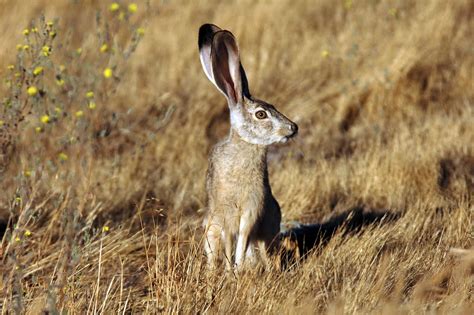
[[1, 4, 145, 175]]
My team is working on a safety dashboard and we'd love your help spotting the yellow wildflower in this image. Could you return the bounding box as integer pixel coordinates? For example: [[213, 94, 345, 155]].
[[23, 45, 30, 50], [88, 101, 96, 110], [47, 21, 54, 27], [23, 29, 30, 36], [24, 230, 32, 237], [16, 44, 23, 50], [102, 226, 110, 232], [128, 3, 138, 13], [344, 0, 352, 9], [15, 197, 21, 202], [15, 236, 21, 242], [27, 86, 38, 96], [58, 152, 68, 161], [56, 79, 65, 86], [49, 31, 56, 38], [76, 48, 82, 55], [59, 65, 66, 72], [86, 91, 94, 98], [14, 72, 21, 78], [40, 115, 50, 124], [7, 65, 14, 70], [24, 170, 32, 177], [54, 107, 62, 114], [136, 27, 145, 36], [100, 44, 108, 53], [321, 50, 329, 58], [75, 110, 84, 118], [35, 126, 42, 133], [42, 45, 51, 56], [103, 67, 113, 79], [33, 66, 44, 76], [31, 27, 38, 33], [109, 3, 120, 11]]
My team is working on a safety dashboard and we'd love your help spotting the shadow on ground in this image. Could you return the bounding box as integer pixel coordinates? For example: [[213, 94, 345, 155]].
[[278, 206, 400, 268]]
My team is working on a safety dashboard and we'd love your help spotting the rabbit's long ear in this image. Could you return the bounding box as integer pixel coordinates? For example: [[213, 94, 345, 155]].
[[198, 24, 222, 83], [211, 31, 249, 105], [199, 25, 251, 103]]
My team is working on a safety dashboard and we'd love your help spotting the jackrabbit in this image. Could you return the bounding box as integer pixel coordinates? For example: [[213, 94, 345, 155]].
[[198, 24, 298, 270]]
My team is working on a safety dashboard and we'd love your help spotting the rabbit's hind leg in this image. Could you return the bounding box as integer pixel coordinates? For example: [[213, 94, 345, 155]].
[[204, 221, 222, 270]]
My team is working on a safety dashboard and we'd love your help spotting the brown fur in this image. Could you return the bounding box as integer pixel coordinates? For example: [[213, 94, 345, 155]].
[[204, 131, 281, 268], [198, 24, 297, 269]]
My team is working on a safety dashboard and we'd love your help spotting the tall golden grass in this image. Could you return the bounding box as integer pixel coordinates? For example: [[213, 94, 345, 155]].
[[0, 0, 473, 313]]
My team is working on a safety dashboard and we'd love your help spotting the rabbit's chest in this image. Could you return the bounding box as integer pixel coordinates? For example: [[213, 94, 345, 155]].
[[208, 139, 269, 210], [217, 158, 263, 189], [212, 157, 266, 204]]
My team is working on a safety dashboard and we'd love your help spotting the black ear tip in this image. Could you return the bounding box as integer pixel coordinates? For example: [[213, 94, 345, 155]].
[[198, 24, 221, 49]]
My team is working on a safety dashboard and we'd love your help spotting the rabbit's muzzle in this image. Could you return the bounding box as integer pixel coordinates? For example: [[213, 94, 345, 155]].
[[279, 122, 298, 143]]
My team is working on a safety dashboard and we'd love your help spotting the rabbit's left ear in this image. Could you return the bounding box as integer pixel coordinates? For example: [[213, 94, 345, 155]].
[[198, 24, 222, 84]]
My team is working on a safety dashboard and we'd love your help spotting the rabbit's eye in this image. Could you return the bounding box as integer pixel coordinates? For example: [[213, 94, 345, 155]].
[[255, 110, 267, 119]]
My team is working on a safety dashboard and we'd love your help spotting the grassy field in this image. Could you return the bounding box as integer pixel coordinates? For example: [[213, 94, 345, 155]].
[[0, 0, 473, 313]]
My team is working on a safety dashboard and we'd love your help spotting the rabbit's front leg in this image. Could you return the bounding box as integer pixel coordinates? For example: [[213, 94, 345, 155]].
[[235, 216, 252, 268], [245, 245, 257, 265]]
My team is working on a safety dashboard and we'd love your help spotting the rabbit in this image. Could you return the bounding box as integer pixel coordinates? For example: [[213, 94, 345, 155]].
[[198, 24, 298, 270]]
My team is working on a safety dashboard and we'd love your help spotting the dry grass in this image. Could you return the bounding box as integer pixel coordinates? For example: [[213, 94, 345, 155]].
[[0, 0, 473, 313]]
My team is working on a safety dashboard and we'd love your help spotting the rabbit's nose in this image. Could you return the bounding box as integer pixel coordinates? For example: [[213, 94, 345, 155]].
[[289, 123, 298, 136]]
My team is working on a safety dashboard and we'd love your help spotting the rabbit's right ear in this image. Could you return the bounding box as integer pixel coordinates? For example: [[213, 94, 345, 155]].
[[210, 31, 246, 105], [198, 24, 222, 84], [199, 24, 251, 105]]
